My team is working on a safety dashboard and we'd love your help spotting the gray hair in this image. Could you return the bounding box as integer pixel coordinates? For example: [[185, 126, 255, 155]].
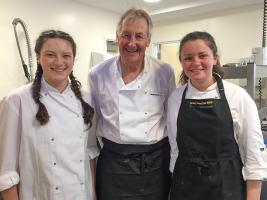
[[116, 8, 153, 38]]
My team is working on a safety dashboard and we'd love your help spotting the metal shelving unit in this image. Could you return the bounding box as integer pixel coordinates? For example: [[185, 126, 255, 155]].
[[223, 62, 267, 104], [223, 63, 267, 200]]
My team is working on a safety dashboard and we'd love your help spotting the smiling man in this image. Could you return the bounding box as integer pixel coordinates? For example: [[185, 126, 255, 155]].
[[88, 8, 175, 200]]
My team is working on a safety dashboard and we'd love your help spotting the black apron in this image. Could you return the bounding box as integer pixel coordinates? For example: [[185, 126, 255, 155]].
[[170, 75, 246, 200], [96, 137, 171, 200]]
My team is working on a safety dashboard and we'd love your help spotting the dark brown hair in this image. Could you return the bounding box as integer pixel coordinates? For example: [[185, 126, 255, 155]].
[[32, 30, 94, 127], [178, 31, 224, 85]]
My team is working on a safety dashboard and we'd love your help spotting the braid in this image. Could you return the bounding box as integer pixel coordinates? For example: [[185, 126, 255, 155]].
[[31, 64, 49, 125], [69, 72, 94, 127]]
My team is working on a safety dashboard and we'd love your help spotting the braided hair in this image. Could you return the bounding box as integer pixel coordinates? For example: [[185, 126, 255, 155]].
[[32, 30, 94, 127]]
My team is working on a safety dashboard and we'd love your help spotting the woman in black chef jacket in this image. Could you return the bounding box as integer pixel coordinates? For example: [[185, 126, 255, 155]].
[[167, 31, 267, 200]]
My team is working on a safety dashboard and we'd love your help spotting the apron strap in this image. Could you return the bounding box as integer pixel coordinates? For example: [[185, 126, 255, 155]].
[[182, 73, 226, 100], [213, 73, 226, 100]]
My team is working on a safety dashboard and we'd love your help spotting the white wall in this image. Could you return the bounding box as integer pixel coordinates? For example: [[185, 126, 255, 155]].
[[1, 2, 264, 98], [152, 5, 262, 67], [0, 0, 119, 99]]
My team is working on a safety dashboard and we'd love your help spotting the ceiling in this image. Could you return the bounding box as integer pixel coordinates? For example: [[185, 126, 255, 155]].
[[72, 0, 263, 23]]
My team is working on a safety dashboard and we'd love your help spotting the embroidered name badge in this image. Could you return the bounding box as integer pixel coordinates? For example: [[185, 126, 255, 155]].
[[190, 100, 214, 109], [147, 90, 167, 96]]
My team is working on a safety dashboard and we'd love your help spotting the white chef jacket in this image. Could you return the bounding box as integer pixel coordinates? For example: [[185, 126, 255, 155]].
[[167, 79, 267, 180], [88, 55, 176, 144], [0, 78, 99, 200]]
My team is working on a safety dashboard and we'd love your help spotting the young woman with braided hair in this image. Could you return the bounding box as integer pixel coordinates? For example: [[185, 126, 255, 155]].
[[0, 30, 99, 200]]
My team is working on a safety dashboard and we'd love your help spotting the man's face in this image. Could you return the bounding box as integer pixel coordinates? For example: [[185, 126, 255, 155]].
[[117, 17, 150, 68]]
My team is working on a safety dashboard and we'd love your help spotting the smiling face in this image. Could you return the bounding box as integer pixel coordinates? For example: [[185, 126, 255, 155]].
[[180, 39, 218, 91], [37, 38, 74, 92], [117, 17, 150, 69]]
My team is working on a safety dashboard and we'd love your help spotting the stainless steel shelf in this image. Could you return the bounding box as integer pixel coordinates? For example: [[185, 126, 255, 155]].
[[223, 63, 267, 101]]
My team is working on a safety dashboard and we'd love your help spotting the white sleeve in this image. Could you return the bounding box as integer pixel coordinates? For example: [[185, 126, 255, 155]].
[[0, 97, 20, 191], [87, 110, 100, 160], [86, 71, 100, 159], [233, 89, 267, 181], [167, 89, 183, 173], [167, 64, 176, 94], [0, 171, 19, 192]]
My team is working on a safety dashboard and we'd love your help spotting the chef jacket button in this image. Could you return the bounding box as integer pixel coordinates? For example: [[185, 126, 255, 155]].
[[145, 131, 148, 134], [45, 93, 48, 96], [145, 112, 147, 115], [119, 112, 122, 115], [80, 159, 83, 162], [80, 182, 84, 185], [77, 114, 80, 117], [55, 187, 59, 190], [53, 162, 57, 165], [51, 138, 54, 142]]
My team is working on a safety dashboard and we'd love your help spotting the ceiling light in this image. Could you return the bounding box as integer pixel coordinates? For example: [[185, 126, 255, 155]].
[[143, 0, 161, 3]]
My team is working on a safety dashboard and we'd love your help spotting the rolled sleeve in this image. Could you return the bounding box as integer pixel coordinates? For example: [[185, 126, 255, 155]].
[[242, 133, 267, 180], [235, 90, 267, 181], [87, 109, 100, 160], [87, 123, 100, 159], [82, 89, 100, 160], [242, 163, 267, 181], [241, 141, 267, 181], [0, 171, 19, 191], [0, 96, 21, 192], [87, 147, 99, 160]]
